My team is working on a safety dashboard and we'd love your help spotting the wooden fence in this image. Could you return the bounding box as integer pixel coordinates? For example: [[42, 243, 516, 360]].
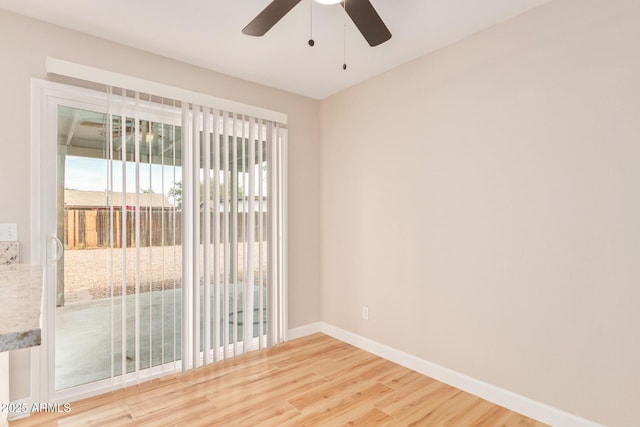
[[64, 209, 266, 250]]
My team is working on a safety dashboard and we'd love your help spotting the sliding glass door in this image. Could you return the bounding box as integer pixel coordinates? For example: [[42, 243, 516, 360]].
[[54, 100, 182, 392], [34, 80, 287, 403]]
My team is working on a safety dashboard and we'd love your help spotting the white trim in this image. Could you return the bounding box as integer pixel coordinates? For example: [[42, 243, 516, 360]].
[[281, 130, 289, 342], [31, 78, 62, 404], [287, 322, 324, 340], [51, 359, 182, 404], [1, 351, 8, 427], [45, 57, 288, 125], [30, 79, 47, 407], [287, 322, 604, 427]]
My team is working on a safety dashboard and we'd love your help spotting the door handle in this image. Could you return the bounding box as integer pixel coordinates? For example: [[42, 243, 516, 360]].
[[48, 234, 64, 265]]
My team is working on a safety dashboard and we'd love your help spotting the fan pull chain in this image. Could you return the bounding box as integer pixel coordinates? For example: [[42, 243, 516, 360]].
[[342, 0, 347, 70], [308, 0, 315, 46]]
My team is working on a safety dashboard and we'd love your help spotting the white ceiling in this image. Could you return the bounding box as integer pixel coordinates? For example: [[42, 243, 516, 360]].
[[0, 0, 551, 99]]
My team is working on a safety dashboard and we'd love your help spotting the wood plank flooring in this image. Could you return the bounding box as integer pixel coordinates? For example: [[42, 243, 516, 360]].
[[10, 333, 548, 426]]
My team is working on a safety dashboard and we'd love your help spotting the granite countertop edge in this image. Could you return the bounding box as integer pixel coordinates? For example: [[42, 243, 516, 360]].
[[0, 328, 42, 352]]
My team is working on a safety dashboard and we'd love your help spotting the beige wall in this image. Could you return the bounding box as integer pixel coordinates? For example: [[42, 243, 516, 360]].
[[320, 0, 640, 426], [0, 11, 321, 400]]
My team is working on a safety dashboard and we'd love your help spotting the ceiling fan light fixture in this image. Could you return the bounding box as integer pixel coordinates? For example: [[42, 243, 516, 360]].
[[243, 0, 391, 47]]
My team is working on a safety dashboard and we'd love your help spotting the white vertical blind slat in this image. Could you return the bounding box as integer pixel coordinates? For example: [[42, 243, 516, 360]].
[[279, 126, 288, 343], [212, 110, 221, 362], [134, 91, 142, 382], [258, 120, 264, 349], [266, 122, 274, 347], [222, 112, 230, 359], [159, 99, 166, 374], [232, 113, 238, 357], [275, 124, 282, 345], [203, 107, 212, 366], [147, 109, 154, 374], [245, 117, 256, 352], [107, 87, 115, 385], [277, 124, 284, 342], [236, 116, 248, 353], [192, 105, 201, 369], [181, 103, 192, 371], [172, 100, 179, 373], [120, 90, 128, 385]]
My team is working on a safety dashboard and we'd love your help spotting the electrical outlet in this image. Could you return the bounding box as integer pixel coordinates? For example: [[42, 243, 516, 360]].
[[0, 223, 17, 242], [362, 306, 369, 320]]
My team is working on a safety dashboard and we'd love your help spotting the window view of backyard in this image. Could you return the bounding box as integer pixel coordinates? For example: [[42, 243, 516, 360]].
[[55, 105, 269, 391]]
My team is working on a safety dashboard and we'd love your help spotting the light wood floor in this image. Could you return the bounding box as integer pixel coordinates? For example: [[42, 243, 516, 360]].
[[11, 333, 548, 426]]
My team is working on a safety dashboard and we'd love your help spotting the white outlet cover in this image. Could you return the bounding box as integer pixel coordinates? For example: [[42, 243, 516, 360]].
[[0, 223, 18, 242]]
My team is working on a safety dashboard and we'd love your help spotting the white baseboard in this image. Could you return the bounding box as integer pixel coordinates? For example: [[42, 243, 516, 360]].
[[287, 322, 324, 340], [288, 322, 603, 427]]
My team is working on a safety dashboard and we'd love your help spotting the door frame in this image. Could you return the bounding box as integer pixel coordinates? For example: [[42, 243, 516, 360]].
[[32, 79, 109, 405], [31, 79, 185, 404]]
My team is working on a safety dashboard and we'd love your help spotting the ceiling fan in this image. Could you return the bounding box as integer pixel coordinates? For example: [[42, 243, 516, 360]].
[[242, 0, 392, 47]]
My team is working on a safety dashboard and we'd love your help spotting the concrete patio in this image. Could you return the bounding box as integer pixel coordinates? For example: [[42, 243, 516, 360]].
[[55, 284, 265, 390]]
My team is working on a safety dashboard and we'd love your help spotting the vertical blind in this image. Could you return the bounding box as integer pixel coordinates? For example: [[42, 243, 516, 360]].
[[100, 84, 287, 387], [180, 104, 287, 370]]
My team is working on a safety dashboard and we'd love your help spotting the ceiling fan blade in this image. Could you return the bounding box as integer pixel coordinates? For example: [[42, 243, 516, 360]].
[[242, 0, 303, 36], [344, 0, 391, 47]]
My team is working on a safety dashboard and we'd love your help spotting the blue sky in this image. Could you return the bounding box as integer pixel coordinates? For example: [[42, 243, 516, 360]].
[[65, 156, 265, 197], [65, 156, 180, 195]]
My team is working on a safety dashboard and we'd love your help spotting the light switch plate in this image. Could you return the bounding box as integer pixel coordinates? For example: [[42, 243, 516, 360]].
[[0, 223, 18, 241]]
